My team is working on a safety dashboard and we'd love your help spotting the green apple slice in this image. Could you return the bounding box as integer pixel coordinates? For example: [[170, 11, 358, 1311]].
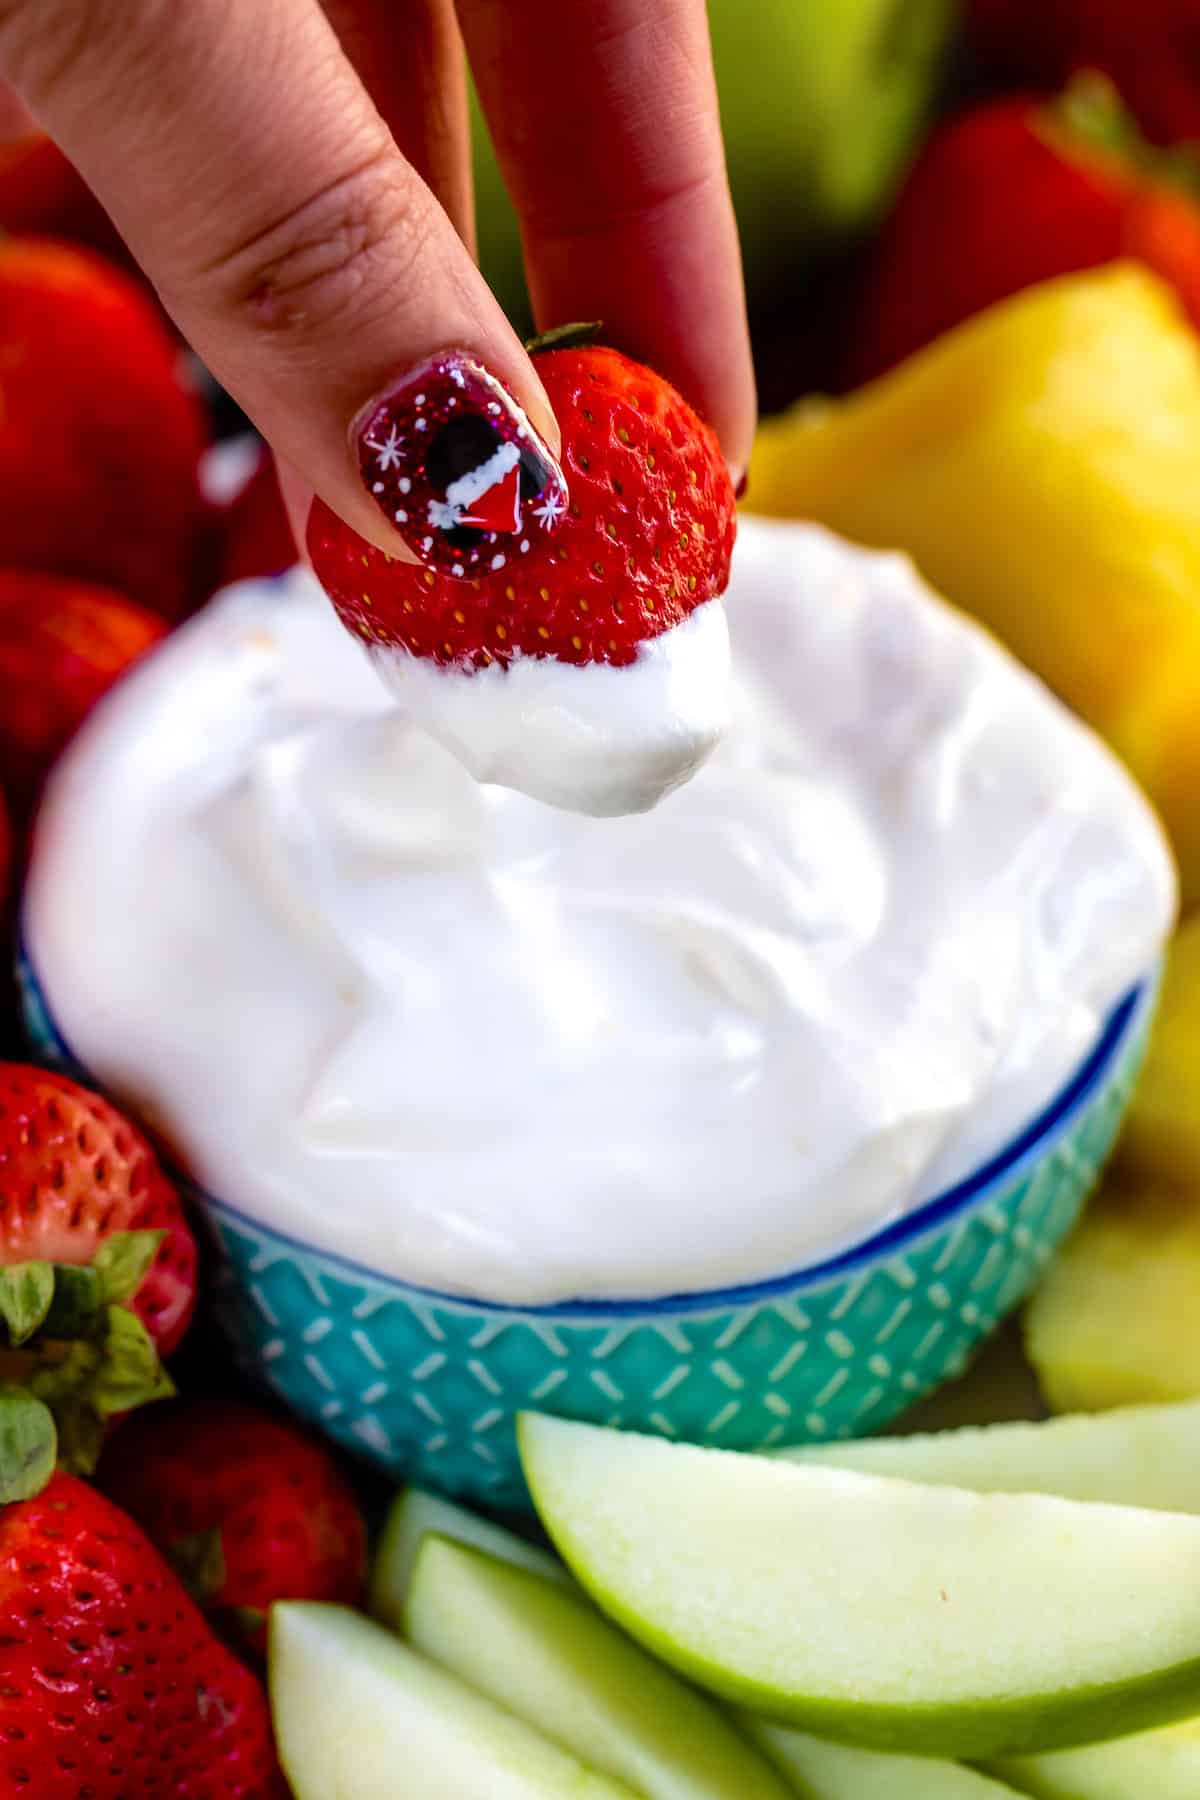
[[777, 1400, 1200, 1513], [743, 1717, 1020, 1798], [269, 1602, 637, 1800], [406, 1534, 793, 1800], [518, 1413, 1200, 1760], [370, 1485, 567, 1630], [993, 1716, 1200, 1800]]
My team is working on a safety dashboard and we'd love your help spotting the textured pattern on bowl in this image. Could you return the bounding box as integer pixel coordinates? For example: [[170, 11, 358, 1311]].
[[18, 947, 1153, 1510]]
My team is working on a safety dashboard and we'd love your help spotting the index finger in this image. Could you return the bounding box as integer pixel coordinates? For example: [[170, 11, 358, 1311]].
[[458, 0, 756, 478]]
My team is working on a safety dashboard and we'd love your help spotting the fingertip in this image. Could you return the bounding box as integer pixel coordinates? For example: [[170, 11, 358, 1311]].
[[277, 454, 422, 572], [274, 457, 312, 560]]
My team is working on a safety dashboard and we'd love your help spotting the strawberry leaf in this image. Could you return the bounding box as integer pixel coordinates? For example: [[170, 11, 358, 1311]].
[[212, 1603, 269, 1656], [29, 1337, 101, 1407], [170, 1528, 227, 1605], [92, 1229, 165, 1306], [91, 1306, 175, 1419], [40, 1264, 102, 1337], [52, 1401, 105, 1478], [27, 1306, 174, 1475], [0, 1386, 56, 1501], [0, 1262, 55, 1347]]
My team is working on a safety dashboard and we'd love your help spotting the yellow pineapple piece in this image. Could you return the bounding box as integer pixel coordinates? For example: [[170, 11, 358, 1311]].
[[1120, 916, 1200, 1186], [748, 265, 1200, 897], [1025, 1177, 1200, 1412]]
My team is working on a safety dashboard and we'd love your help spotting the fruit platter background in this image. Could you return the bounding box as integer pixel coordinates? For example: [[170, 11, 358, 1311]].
[[1, 0, 1195, 1423], [4, 3, 1200, 1795]]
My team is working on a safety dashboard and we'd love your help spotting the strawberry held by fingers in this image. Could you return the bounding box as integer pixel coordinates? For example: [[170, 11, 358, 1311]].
[[0, 1065, 197, 1471], [308, 338, 737, 817], [100, 1398, 367, 1656], [0, 1470, 286, 1799]]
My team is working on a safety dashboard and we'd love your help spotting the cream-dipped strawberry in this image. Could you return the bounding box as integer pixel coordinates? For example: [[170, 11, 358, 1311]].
[[308, 341, 737, 816]]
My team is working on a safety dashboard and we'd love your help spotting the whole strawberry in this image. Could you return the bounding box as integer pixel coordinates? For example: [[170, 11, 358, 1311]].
[[850, 78, 1200, 384], [101, 1399, 367, 1656], [0, 570, 166, 819], [968, 0, 1200, 148], [308, 341, 736, 671], [0, 1470, 285, 1798], [0, 239, 207, 617], [0, 132, 130, 266], [0, 1065, 197, 1469]]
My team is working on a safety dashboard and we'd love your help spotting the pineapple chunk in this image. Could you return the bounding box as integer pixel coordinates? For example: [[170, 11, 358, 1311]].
[[748, 265, 1200, 898], [1025, 1177, 1200, 1412], [1120, 916, 1200, 1187]]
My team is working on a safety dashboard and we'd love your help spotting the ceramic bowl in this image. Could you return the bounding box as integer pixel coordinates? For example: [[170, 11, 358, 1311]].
[[18, 948, 1154, 1510]]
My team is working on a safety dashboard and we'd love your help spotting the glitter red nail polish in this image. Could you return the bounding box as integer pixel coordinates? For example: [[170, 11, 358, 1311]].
[[355, 352, 568, 579]]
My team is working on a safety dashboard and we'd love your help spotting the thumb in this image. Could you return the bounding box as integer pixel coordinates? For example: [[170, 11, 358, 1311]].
[[0, 0, 564, 569]]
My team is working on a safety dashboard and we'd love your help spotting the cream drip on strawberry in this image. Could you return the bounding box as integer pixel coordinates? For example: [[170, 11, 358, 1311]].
[[365, 598, 730, 816], [315, 342, 740, 814], [25, 519, 1175, 1305]]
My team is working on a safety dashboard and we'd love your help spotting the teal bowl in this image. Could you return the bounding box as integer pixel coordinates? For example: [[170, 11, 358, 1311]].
[[18, 946, 1154, 1510]]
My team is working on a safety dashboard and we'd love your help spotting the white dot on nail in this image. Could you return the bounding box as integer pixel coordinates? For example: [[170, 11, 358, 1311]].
[[415, 418, 427, 431], [488, 402, 501, 414], [422, 537, 433, 551], [415, 393, 426, 405], [448, 397, 457, 407], [491, 554, 506, 571], [452, 564, 464, 576], [372, 482, 383, 493], [398, 477, 411, 493], [520, 539, 530, 553], [395, 510, 408, 522]]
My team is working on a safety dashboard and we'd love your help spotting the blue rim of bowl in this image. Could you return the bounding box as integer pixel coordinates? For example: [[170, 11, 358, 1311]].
[[19, 933, 1154, 1318]]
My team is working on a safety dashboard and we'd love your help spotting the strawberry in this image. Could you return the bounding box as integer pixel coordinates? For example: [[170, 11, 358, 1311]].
[[0, 132, 130, 266], [968, 0, 1200, 149], [100, 1399, 367, 1656], [850, 78, 1200, 384], [216, 450, 296, 589], [0, 239, 208, 618], [308, 341, 736, 670], [0, 1066, 197, 1471], [0, 571, 166, 821], [0, 1469, 285, 1798]]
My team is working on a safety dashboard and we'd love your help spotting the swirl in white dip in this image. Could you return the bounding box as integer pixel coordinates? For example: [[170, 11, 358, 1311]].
[[365, 599, 730, 817], [24, 519, 1176, 1304]]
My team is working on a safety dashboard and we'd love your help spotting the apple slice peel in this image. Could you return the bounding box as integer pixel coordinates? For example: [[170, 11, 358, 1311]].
[[518, 1412, 1200, 1761], [269, 1601, 639, 1800]]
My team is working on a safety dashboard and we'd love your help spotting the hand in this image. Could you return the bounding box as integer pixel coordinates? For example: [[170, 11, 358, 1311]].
[[0, 0, 754, 565]]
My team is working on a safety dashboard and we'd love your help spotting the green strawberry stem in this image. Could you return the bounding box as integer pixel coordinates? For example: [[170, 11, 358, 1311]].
[[0, 1231, 174, 1475], [1051, 71, 1200, 199], [524, 320, 604, 355], [170, 1528, 227, 1606]]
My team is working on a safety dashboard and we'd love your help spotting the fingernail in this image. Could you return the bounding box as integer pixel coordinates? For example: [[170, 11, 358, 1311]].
[[355, 351, 569, 580]]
